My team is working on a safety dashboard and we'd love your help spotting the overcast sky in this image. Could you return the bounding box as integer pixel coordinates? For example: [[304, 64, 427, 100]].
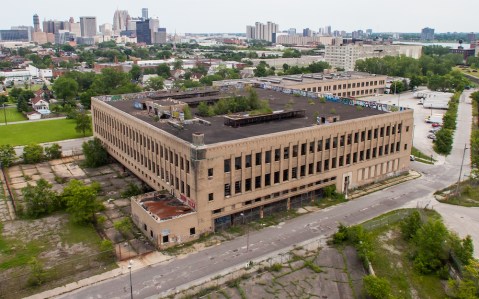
[[1, 0, 477, 34]]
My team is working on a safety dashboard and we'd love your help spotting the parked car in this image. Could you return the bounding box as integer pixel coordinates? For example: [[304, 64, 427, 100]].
[[429, 127, 441, 133], [427, 134, 437, 140], [410, 155, 415, 161], [431, 123, 441, 128]]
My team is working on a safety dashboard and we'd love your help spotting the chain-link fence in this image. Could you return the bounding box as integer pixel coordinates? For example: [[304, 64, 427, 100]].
[[361, 209, 413, 232]]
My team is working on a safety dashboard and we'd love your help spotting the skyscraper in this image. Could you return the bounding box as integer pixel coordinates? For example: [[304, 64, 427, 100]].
[[246, 26, 255, 40], [80, 16, 97, 37], [250, 21, 278, 42], [142, 8, 149, 20], [33, 14, 41, 32], [421, 27, 435, 41], [303, 28, 312, 37], [136, 18, 160, 44], [113, 10, 130, 32]]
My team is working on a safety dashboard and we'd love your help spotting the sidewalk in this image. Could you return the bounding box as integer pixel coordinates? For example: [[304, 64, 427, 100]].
[[348, 170, 421, 200], [24, 252, 173, 299]]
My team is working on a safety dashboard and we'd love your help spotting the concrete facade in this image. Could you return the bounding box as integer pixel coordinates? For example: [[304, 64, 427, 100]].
[[91, 87, 412, 248]]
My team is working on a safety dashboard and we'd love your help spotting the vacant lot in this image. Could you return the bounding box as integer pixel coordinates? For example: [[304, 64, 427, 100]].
[[0, 118, 92, 146], [0, 107, 27, 123]]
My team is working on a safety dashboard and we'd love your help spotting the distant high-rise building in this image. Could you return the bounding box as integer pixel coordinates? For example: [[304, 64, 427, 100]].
[[68, 18, 81, 37], [249, 21, 278, 42], [246, 26, 255, 40], [156, 27, 167, 44], [55, 30, 76, 44], [99, 23, 113, 36], [303, 28, 312, 37], [80, 16, 97, 37], [324, 25, 332, 36], [113, 10, 130, 32], [467, 32, 476, 43], [366, 29, 373, 36], [136, 18, 160, 44], [421, 27, 435, 41], [142, 8, 149, 20], [287, 28, 296, 35], [0, 29, 31, 42], [33, 14, 41, 32]]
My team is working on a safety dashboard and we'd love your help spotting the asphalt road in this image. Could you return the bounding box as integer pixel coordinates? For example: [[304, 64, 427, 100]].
[[57, 91, 475, 299]]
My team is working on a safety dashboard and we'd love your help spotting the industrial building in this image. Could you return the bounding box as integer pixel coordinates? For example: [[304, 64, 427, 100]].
[[91, 85, 413, 248]]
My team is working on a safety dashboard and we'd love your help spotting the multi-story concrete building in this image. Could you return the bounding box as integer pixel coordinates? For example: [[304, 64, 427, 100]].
[[277, 35, 333, 46], [325, 44, 423, 71], [248, 21, 278, 42], [91, 83, 412, 247], [421, 27, 435, 41], [246, 26, 255, 40], [113, 10, 130, 33], [80, 16, 97, 37], [214, 72, 387, 98]]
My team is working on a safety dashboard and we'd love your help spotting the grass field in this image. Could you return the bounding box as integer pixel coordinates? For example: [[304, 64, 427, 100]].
[[0, 107, 27, 123], [0, 118, 92, 146]]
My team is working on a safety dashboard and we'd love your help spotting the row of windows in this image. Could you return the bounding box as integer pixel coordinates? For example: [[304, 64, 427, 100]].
[[300, 80, 384, 94], [224, 125, 406, 173], [211, 177, 337, 215], [222, 142, 405, 197]]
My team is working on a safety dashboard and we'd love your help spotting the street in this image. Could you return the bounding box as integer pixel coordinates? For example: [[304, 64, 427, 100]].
[[49, 90, 478, 299]]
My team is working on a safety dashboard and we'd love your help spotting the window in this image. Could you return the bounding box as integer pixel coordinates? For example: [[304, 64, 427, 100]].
[[332, 157, 337, 169], [317, 140, 323, 151], [366, 149, 370, 159], [274, 149, 280, 161], [224, 159, 230, 172], [360, 150, 364, 161], [380, 127, 384, 137], [255, 152, 262, 165], [274, 171, 280, 184], [347, 134, 352, 145], [392, 125, 396, 135], [404, 143, 408, 150], [293, 145, 298, 157], [190, 227, 196, 235], [245, 155, 252, 168], [316, 161, 322, 172], [300, 165, 306, 176], [208, 168, 213, 177], [284, 147, 290, 159], [339, 156, 344, 167], [324, 159, 329, 171], [224, 184, 231, 196], [180, 157, 184, 170], [283, 169, 289, 181], [367, 130, 372, 140], [374, 128, 378, 138], [255, 176, 261, 188], [386, 126, 390, 136], [396, 142, 400, 152], [235, 181, 241, 193], [162, 235, 169, 243], [292, 167, 297, 179], [265, 150, 271, 163], [301, 143, 306, 155], [325, 138, 330, 150], [340, 136, 345, 147], [406, 126, 409, 132], [346, 154, 351, 164], [213, 208, 222, 214], [354, 132, 359, 143], [245, 178, 252, 191], [353, 152, 358, 163], [379, 146, 383, 156], [265, 174, 271, 186], [309, 142, 315, 153], [208, 193, 214, 201], [308, 163, 314, 175], [361, 131, 365, 142], [333, 137, 338, 148], [235, 157, 242, 170]]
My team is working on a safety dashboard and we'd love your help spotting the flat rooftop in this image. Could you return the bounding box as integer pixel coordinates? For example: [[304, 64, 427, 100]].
[[214, 71, 386, 87], [135, 192, 194, 222], [105, 88, 387, 145]]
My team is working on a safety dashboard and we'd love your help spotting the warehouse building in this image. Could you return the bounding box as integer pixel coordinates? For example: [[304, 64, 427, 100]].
[[91, 86, 413, 248]]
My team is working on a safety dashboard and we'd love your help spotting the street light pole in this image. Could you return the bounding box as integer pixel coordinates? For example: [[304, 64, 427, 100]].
[[455, 144, 468, 196], [240, 213, 249, 252], [128, 260, 133, 299]]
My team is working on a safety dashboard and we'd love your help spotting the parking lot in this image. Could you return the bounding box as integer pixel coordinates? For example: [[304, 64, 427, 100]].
[[362, 88, 450, 163]]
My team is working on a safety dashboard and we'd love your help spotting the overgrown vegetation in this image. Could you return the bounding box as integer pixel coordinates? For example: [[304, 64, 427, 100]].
[[82, 138, 109, 168]]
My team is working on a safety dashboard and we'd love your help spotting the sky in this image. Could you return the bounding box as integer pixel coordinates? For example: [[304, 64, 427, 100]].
[[0, 0, 477, 34]]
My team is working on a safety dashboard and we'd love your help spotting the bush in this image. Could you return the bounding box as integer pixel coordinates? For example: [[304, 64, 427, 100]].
[[82, 138, 109, 168], [434, 129, 453, 155], [270, 263, 283, 272], [121, 182, 143, 198], [363, 275, 392, 299], [22, 143, 44, 164], [45, 143, 62, 160], [400, 210, 423, 240]]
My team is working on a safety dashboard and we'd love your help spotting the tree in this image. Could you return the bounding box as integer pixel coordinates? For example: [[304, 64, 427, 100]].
[[183, 105, 193, 120], [82, 138, 109, 168], [144, 76, 164, 91], [363, 275, 392, 299], [22, 143, 44, 164], [173, 59, 183, 70], [52, 77, 79, 106], [448, 260, 479, 299], [129, 64, 142, 81], [156, 63, 171, 78], [62, 179, 102, 224], [413, 219, 449, 274], [22, 179, 58, 218], [471, 91, 479, 124], [0, 95, 7, 105], [114, 218, 133, 235], [197, 102, 212, 117], [434, 129, 454, 155], [75, 111, 92, 137], [254, 62, 269, 77], [0, 144, 16, 167], [27, 257, 46, 286], [400, 210, 423, 240], [44, 143, 62, 160]]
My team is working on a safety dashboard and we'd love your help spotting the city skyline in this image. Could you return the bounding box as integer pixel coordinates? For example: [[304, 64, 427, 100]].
[[0, 0, 477, 34]]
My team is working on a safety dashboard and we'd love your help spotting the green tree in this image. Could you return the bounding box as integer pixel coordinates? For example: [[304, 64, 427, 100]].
[[448, 260, 479, 299], [0, 95, 7, 105], [22, 178, 59, 218], [254, 62, 269, 77], [413, 219, 449, 274], [62, 179, 102, 224], [90, 68, 140, 95], [52, 77, 79, 106], [44, 143, 62, 160], [22, 143, 44, 164], [363, 275, 392, 299], [129, 64, 142, 81], [197, 102, 211, 117], [75, 111, 92, 137], [0, 144, 16, 167], [82, 138, 109, 168], [156, 63, 171, 78], [471, 91, 479, 124], [27, 257, 46, 286], [282, 49, 301, 58], [173, 59, 183, 70], [114, 218, 133, 235], [434, 129, 454, 155], [400, 210, 423, 240], [183, 105, 193, 120], [144, 76, 164, 91]]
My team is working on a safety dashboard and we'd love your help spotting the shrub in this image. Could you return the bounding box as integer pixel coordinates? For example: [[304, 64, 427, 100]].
[[82, 138, 109, 168], [363, 275, 392, 299], [22, 143, 44, 164], [121, 182, 143, 198], [400, 210, 423, 240], [270, 263, 283, 272], [45, 143, 62, 160]]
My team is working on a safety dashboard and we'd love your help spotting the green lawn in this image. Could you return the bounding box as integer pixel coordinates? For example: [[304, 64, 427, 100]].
[[0, 118, 92, 146], [0, 107, 27, 123]]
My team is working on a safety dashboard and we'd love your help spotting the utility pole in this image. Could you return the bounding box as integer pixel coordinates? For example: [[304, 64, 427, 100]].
[[128, 260, 133, 299], [455, 144, 468, 196]]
